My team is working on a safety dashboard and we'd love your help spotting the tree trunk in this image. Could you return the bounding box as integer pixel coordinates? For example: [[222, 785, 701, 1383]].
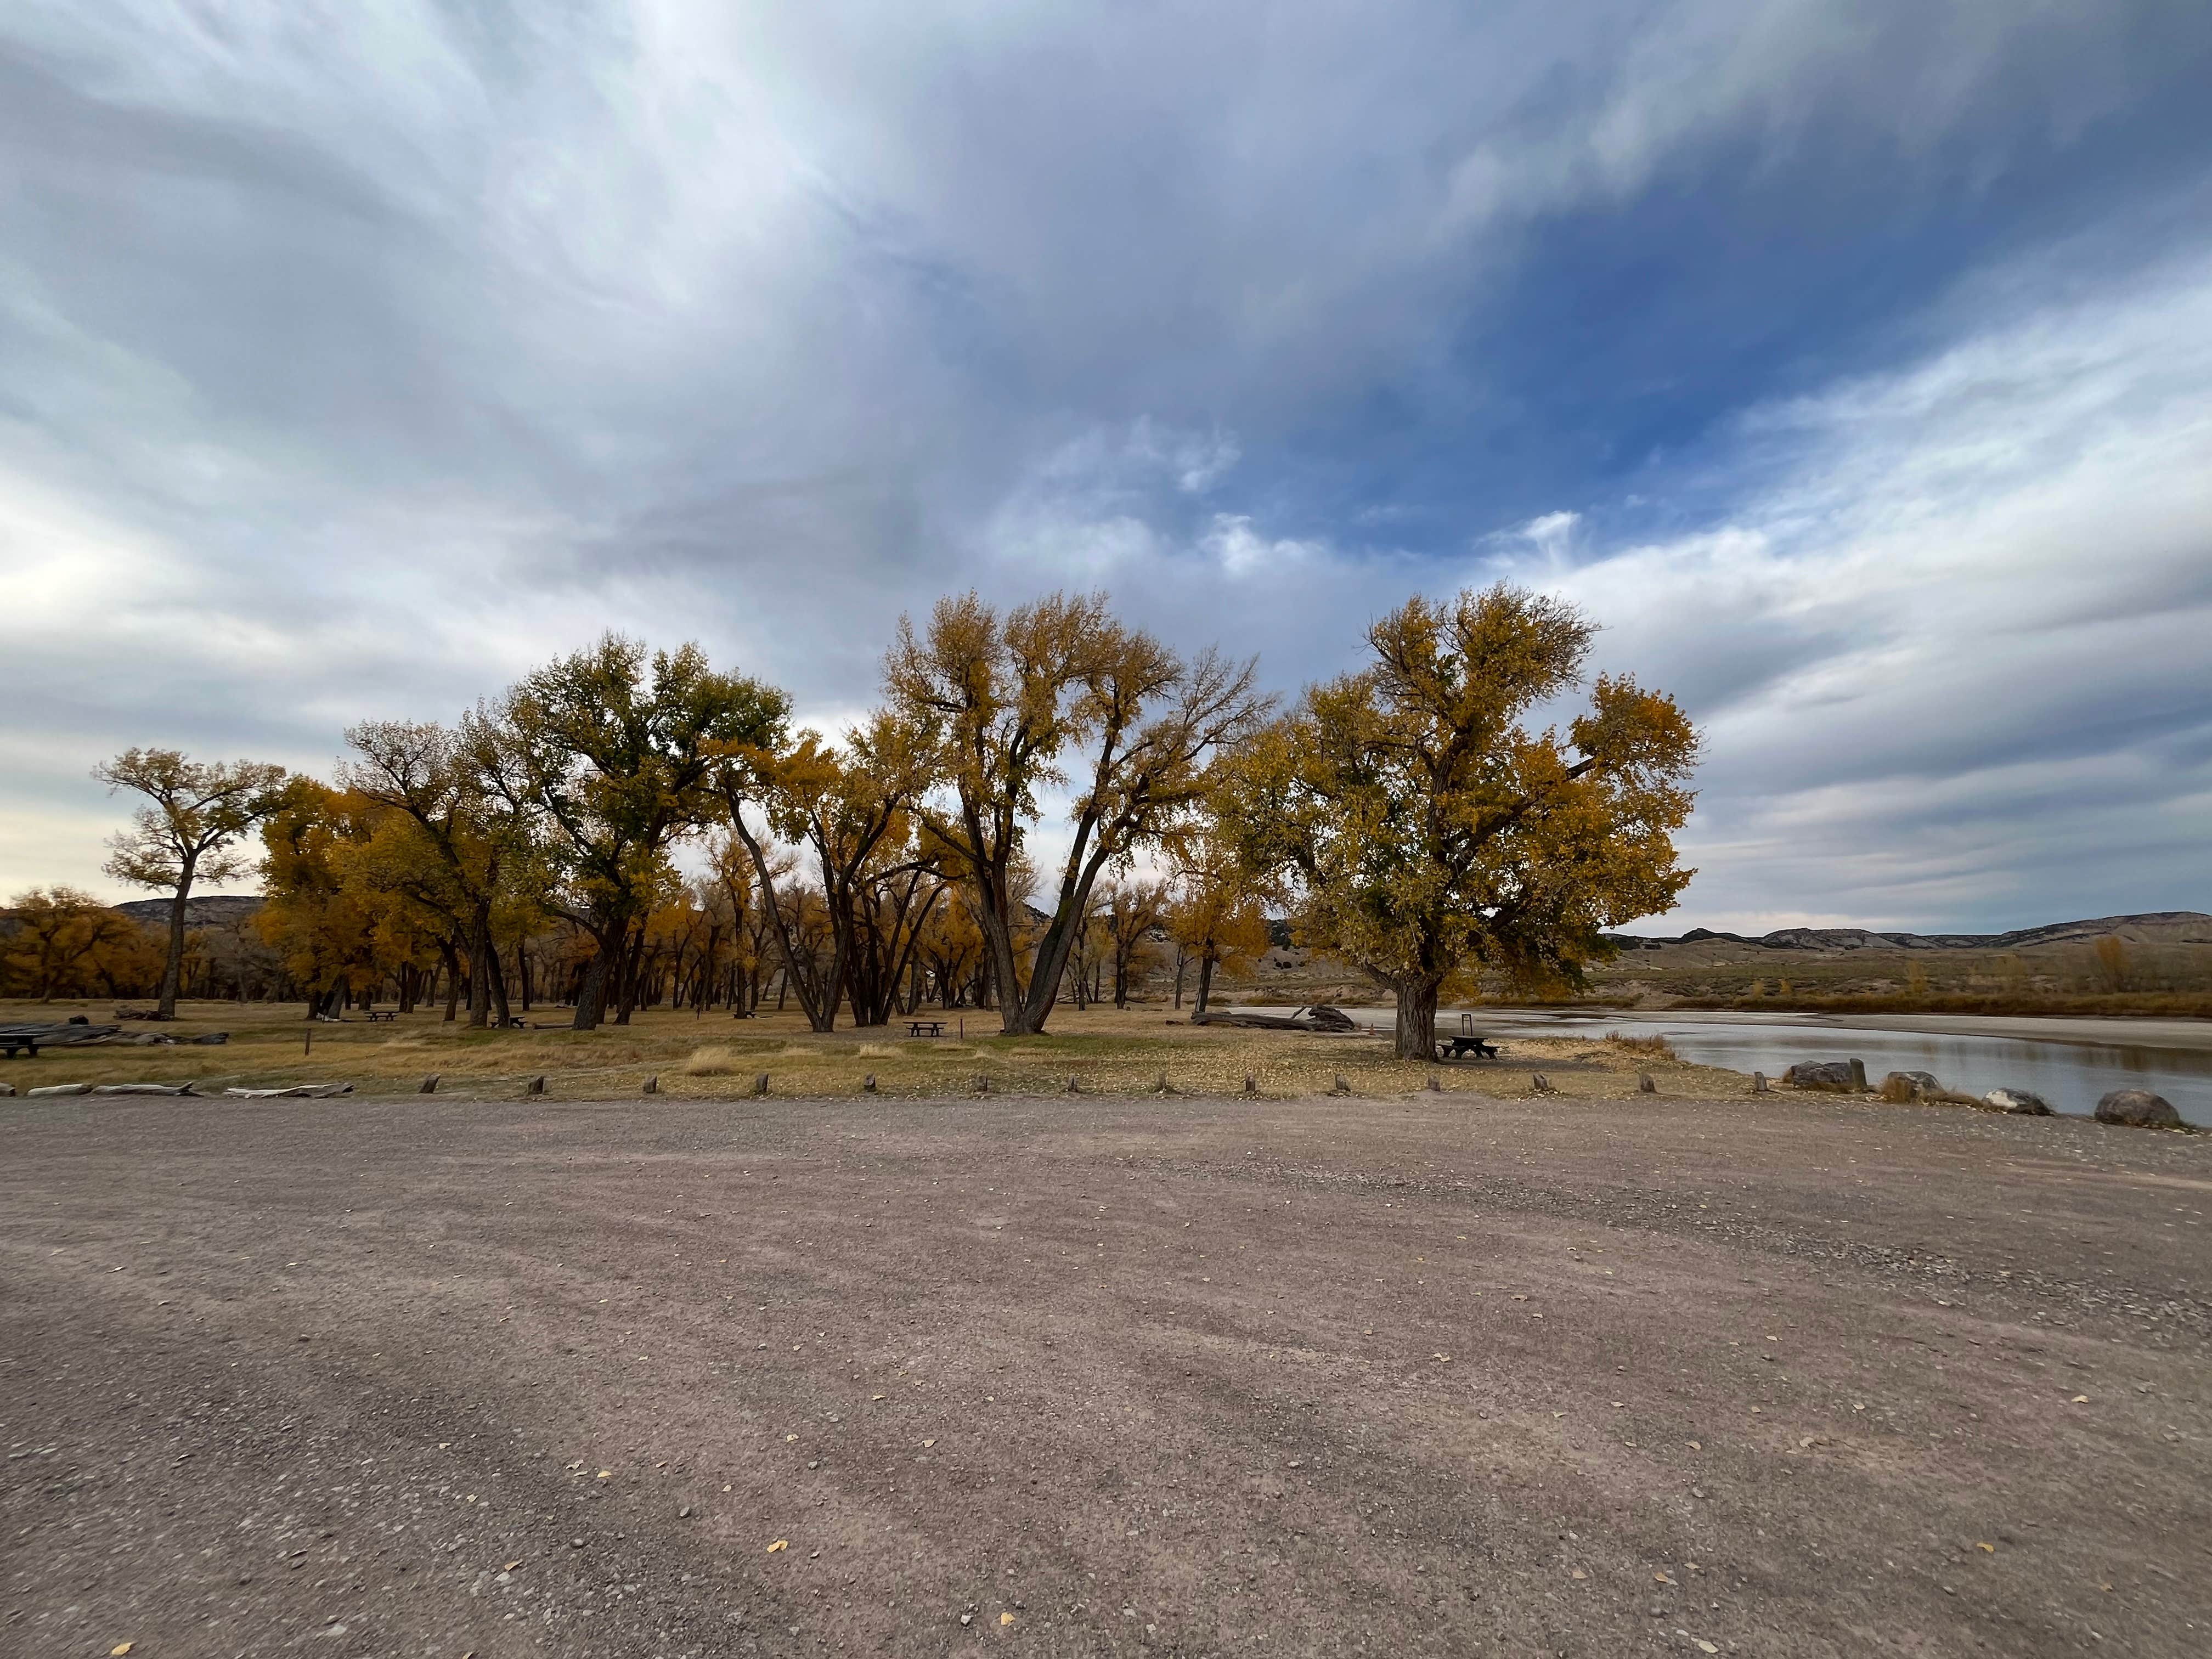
[[1393, 977, 1442, 1062], [488, 943, 511, 1028], [157, 855, 198, 1018], [1172, 947, 1188, 1009], [572, 940, 612, 1030], [439, 940, 463, 1022], [614, 923, 648, 1024], [1195, 949, 1215, 1015], [467, 911, 493, 1029]]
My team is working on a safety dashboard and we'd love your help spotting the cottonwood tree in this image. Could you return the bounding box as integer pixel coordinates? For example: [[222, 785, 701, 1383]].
[[2, 887, 139, 1001], [343, 720, 534, 1027], [1220, 584, 1698, 1060], [1163, 833, 1273, 1017], [915, 885, 988, 1008], [472, 637, 788, 1029], [95, 748, 290, 1016], [1099, 877, 1171, 1008], [884, 591, 1268, 1035], [715, 712, 942, 1032], [255, 783, 405, 1017]]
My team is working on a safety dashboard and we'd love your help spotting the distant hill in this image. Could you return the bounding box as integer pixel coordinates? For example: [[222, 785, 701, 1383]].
[[111, 895, 266, 929], [1602, 911, 2212, 953]]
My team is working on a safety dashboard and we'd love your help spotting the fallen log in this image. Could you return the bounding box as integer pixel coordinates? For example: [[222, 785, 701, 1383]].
[[1190, 1004, 1359, 1033]]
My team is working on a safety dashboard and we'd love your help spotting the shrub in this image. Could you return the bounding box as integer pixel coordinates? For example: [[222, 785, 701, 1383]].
[[1605, 1030, 1676, 1060]]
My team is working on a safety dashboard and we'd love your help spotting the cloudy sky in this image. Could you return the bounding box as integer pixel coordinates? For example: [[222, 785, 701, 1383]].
[[3, 1, 2208, 933]]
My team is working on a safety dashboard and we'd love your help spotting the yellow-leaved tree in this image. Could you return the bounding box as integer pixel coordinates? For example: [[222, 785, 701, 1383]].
[[883, 591, 1268, 1035], [1219, 584, 1699, 1060]]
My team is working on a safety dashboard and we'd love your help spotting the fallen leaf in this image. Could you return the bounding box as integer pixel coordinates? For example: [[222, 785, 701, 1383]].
[[872, 1393, 885, 1401], [111, 1646, 134, 1656], [1432, 1353, 1452, 1363], [1696, 1641, 1720, 1655], [1977, 1542, 1995, 1553], [786, 1434, 799, 1442], [1570, 1568, 1586, 1581], [503, 1560, 522, 1571], [1687, 1441, 1702, 1451], [922, 1438, 936, 1447], [1654, 1572, 1674, 1585], [1000, 1612, 1016, 1626], [2072, 1395, 2090, 1404], [1510, 1294, 1528, 1302], [766, 1539, 789, 1553], [597, 1470, 611, 1480]]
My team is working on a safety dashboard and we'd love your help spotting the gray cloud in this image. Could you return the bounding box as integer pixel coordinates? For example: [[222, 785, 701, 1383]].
[[2, 2, 2208, 931]]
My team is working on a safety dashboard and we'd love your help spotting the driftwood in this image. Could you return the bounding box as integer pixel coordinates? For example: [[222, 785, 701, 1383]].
[[1190, 1004, 1358, 1033], [222, 1082, 356, 1099], [91, 1082, 199, 1097]]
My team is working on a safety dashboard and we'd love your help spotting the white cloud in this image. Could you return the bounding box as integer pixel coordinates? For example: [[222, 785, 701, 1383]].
[[1479, 252, 2212, 929]]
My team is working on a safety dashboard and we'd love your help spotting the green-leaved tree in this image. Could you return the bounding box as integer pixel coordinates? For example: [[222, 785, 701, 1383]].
[[95, 748, 291, 1016]]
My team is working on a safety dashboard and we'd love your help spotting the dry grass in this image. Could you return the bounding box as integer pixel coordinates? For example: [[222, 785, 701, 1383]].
[[1604, 1030, 1678, 1060], [679, 1045, 742, 1076], [0, 996, 1751, 1104]]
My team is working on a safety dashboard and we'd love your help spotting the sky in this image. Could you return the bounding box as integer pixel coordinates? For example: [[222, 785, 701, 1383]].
[[2, 1, 2209, 934]]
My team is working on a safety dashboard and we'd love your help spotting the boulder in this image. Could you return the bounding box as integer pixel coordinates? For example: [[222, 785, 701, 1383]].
[[2095, 1088, 2182, 1129], [1982, 1087, 2053, 1115], [1878, 1070, 1943, 1103], [1784, 1060, 1866, 1092]]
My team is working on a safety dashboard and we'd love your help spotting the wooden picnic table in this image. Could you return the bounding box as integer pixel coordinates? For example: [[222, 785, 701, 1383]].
[[1, 1022, 121, 1058], [363, 1010, 398, 1024], [1438, 1034, 1499, 1060], [1, 1025, 49, 1059], [906, 1019, 947, 1038]]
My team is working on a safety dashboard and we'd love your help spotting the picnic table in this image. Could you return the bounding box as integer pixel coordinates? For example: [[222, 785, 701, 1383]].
[[906, 1019, 947, 1038], [363, 1010, 398, 1024], [1, 1022, 121, 1059], [1438, 1034, 1499, 1060]]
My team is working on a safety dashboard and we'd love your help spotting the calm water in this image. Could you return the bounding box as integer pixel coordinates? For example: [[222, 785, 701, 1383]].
[[1242, 1006, 2212, 1126]]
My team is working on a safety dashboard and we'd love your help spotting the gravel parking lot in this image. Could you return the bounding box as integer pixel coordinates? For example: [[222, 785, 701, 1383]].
[[3, 1089, 2208, 1656]]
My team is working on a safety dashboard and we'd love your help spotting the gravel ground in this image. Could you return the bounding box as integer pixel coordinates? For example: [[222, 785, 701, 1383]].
[[3, 1089, 2208, 1658]]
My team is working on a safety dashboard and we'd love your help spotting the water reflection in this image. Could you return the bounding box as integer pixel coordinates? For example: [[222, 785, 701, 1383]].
[[1486, 1014, 2212, 1126], [1233, 1005, 2212, 1125]]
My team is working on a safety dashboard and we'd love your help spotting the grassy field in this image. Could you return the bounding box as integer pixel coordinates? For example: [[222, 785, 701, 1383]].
[[0, 996, 1751, 1102]]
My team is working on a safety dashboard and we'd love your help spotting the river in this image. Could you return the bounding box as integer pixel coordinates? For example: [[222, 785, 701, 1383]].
[[1236, 1005, 2212, 1126]]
